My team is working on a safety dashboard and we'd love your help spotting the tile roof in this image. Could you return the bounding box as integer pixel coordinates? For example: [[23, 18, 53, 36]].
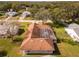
[[20, 23, 55, 52], [21, 38, 54, 51]]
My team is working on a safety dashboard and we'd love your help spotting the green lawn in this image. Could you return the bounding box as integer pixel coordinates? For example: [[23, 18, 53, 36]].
[[57, 42, 79, 57], [24, 17, 33, 20], [54, 27, 79, 57], [19, 22, 30, 37], [20, 22, 30, 31], [54, 27, 72, 42], [0, 39, 22, 57]]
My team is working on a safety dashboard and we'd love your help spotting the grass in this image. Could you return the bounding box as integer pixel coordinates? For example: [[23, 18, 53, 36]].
[[11, 16, 19, 20], [57, 42, 79, 57], [54, 27, 72, 42], [53, 27, 79, 57], [0, 22, 29, 57], [10, 16, 33, 20], [20, 22, 30, 31], [0, 39, 22, 57], [19, 22, 30, 37], [24, 17, 33, 20]]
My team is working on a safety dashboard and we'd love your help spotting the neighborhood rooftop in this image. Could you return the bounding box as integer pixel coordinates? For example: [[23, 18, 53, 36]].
[[68, 23, 79, 28], [68, 23, 79, 37], [65, 23, 79, 42], [20, 23, 56, 53]]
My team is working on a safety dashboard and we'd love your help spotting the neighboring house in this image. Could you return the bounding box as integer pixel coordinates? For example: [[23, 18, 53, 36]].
[[21, 11, 31, 17], [5, 9, 17, 17], [65, 23, 79, 42], [20, 23, 56, 55], [19, 11, 31, 20]]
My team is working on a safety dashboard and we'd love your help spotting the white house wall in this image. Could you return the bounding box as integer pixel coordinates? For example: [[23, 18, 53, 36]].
[[65, 28, 79, 42]]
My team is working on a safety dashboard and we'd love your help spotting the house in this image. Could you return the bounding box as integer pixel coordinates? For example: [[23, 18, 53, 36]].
[[5, 9, 17, 17], [19, 7, 31, 20], [19, 11, 31, 20], [65, 23, 79, 42], [20, 23, 56, 55], [21, 11, 31, 17]]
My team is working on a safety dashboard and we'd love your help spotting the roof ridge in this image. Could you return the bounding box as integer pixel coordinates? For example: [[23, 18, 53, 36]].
[[20, 23, 35, 48]]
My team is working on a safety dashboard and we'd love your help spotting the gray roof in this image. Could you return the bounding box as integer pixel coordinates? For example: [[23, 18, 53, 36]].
[[5, 11, 17, 16], [21, 11, 31, 17], [74, 28, 79, 37], [68, 23, 79, 29], [68, 23, 79, 36]]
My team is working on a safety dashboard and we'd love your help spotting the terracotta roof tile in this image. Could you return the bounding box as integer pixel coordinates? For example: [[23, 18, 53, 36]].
[[21, 38, 54, 51], [21, 23, 56, 52]]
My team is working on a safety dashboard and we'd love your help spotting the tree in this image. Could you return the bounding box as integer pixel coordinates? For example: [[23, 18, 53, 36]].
[[12, 36, 23, 45], [34, 8, 52, 23]]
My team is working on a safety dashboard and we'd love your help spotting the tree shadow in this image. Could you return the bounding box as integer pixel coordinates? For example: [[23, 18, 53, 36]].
[[18, 29, 25, 35], [57, 39, 61, 43], [0, 50, 7, 57], [47, 21, 65, 28], [52, 43, 61, 55]]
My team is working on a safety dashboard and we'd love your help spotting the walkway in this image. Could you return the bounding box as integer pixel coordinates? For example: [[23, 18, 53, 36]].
[[0, 15, 53, 23]]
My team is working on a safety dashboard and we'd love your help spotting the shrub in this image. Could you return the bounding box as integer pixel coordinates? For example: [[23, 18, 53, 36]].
[[0, 13, 4, 16], [13, 36, 23, 43], [0, 50, 7, 57], [18, 29, 25, 35], [62, 38, 77, 45]]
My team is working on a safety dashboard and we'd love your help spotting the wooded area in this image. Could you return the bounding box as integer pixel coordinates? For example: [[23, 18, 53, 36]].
[[0, 2, 79, 23]]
